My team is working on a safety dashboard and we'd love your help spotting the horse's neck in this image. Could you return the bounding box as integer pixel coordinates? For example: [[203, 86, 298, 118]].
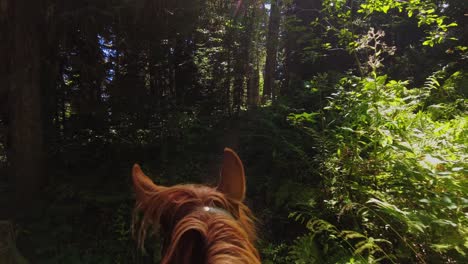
[[162, 229, 206, 264], [168, 242, 204, 264], [162, 220, 259, 264], [206, 233, 260, 263]]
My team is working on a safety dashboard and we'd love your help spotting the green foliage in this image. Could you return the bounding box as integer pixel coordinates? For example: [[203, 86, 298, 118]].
[[260, 241, 291, 264], [303, 0, 464, 85], [4, 0, 467, 263], [285, 18, 468, 261], [287, 112, 319, 126], [359, 0, 458, 46], [288, 233, 323, 264], [21, 189, 137, 263], [291, 66, 467, 263]]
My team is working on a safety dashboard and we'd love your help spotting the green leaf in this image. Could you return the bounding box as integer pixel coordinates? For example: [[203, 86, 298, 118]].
[[382, 5, 390, 13]]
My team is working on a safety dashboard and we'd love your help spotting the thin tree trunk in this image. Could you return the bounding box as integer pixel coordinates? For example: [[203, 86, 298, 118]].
[[247, 63, 260, 109], [263, 0, 281, 103], [42, 13, 59, 155], [247, 4, 260, 109], [222, 26, 233, 116], [233, 7, 256, 115]]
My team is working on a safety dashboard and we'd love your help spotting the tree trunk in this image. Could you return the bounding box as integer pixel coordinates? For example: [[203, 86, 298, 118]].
[[0, 0, 10, 163], [222, 23, 233, 116], [247, 63, 260, 109], [233, 5, 257, 115], [9, 0, 46, 214], [263, 0, 281, 103], [42, 9, 60, 158], [247, 4, 260, 109]]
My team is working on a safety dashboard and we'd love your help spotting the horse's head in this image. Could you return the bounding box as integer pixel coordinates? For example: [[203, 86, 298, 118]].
[[132, 148, 259, 263]]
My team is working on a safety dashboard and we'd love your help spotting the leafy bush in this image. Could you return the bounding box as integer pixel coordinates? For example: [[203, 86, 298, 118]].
[[291, 67, 467, 262]]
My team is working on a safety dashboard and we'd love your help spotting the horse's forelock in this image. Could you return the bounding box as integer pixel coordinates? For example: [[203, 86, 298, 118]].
[[163, 210, 259, 264], [133, 184, 259, 263]]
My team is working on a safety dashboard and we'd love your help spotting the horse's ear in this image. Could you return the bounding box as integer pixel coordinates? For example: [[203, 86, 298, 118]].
[[132, 164, 162, 202], [217, 148, 246, 201]]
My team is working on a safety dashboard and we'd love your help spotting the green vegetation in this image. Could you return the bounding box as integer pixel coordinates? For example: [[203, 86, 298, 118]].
[[288, 65, 467, 264], [1, 0, 466, 263]]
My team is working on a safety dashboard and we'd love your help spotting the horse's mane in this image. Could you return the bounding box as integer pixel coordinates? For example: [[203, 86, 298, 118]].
[[133, 183, 260, 264]]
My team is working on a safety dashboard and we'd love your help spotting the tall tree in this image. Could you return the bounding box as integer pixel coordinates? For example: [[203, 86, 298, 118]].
[[263, 0, 281, 103], [8, 0, 46, 214], [247, 3, 263, 109], [0, 0, 10, 156]]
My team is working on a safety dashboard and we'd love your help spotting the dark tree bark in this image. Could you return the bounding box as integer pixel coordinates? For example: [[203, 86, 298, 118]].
[[247, 62, 260, 109], [263, 0, 281, 103], [232, 58, 245, 115], [0, 1, 12, 220], [0, 0, 10, 152], [42, 3, 60, 153], [8, 0, 46, 214]]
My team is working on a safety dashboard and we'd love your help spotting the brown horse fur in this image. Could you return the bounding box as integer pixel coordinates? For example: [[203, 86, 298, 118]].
[[132, 148, 260, 264]]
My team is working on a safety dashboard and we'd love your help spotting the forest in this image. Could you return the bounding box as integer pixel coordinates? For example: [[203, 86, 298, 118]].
[[0, 0, 467, 263]]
